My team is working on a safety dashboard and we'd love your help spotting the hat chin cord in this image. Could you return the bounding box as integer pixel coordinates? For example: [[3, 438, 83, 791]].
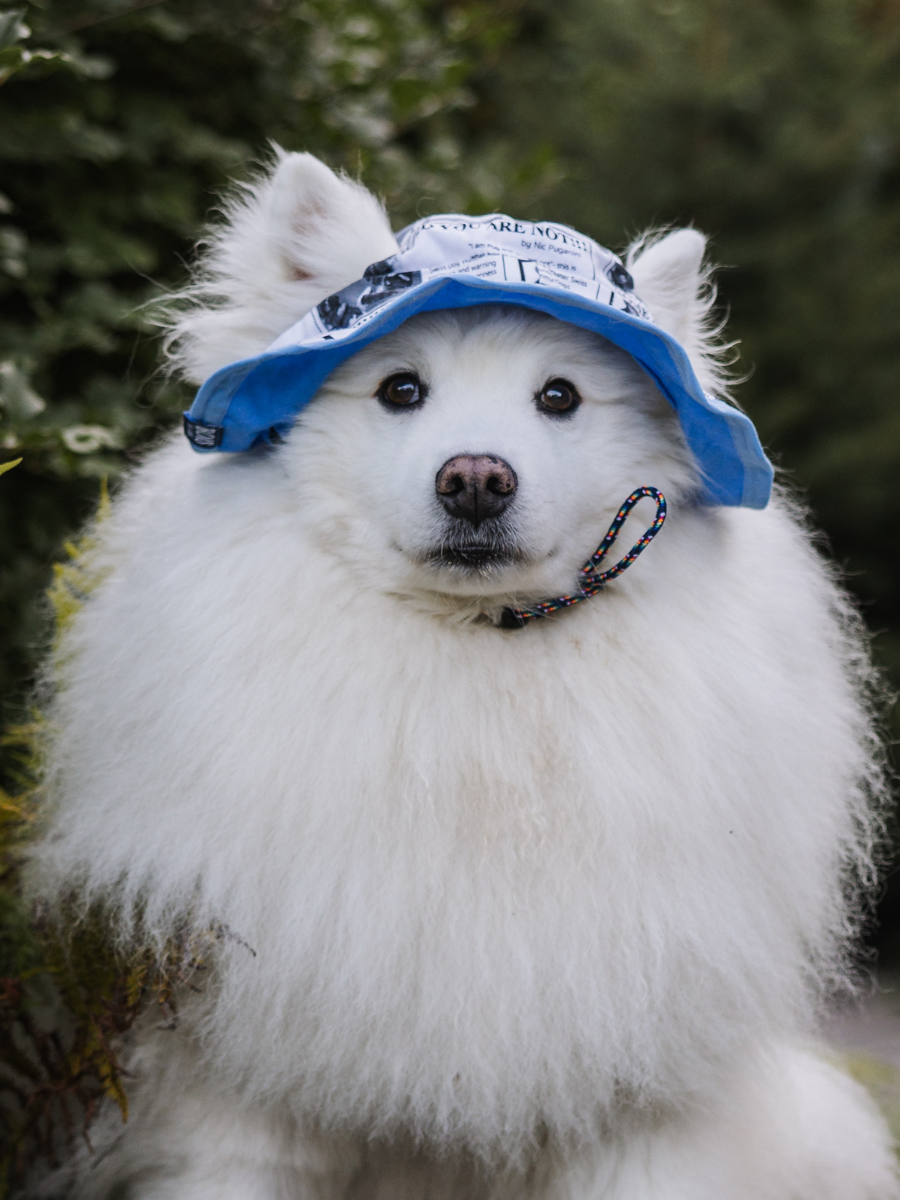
[[497, 486, 667, 630]]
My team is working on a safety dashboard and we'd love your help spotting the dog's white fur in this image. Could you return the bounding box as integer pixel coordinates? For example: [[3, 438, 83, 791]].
[[34, 153, 899, 1198]]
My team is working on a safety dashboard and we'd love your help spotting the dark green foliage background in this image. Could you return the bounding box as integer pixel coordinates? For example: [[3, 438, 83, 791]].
[[2, 0, 900, 949]]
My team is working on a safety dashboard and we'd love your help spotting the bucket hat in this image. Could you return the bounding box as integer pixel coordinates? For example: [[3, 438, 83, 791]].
[[183, 214, 773, 508]]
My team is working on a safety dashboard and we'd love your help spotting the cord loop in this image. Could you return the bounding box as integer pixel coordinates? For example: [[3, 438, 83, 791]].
[[498, 487, 667, 630]]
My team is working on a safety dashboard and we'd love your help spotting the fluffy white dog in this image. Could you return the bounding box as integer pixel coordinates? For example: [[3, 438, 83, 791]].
[[35, 152, 900, 1198]]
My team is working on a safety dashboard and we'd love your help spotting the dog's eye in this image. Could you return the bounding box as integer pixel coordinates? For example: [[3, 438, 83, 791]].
[[377, 372, 425, 409], [536, 377, 581, 417]]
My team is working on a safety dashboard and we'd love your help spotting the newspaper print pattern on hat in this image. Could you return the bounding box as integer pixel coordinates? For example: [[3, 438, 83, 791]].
[[311, 215, 652, 337]]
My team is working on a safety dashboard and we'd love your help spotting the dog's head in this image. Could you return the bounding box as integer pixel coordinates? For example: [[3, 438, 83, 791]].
[[168, 152, 727, 607]]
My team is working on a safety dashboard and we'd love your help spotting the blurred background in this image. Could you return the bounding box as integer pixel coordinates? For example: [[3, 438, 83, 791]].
[[1, 0, 899, 955]]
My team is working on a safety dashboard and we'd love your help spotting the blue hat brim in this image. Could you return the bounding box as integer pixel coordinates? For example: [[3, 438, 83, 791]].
[[184, 274, 773, 509]]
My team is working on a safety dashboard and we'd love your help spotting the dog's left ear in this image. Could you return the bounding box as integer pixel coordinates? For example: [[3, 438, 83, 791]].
[[627, 228, 729, 397]]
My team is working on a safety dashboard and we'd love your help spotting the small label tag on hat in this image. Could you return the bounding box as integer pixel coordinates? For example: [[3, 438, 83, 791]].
[[183, 417, 223, 449]]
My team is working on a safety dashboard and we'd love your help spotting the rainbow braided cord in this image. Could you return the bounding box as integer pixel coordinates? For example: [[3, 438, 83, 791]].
[[498, 487, 667, 630]]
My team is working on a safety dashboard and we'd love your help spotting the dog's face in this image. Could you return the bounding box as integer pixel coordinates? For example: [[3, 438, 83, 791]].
[[284, 305, 696, 603], [167, 155, 719, 606]]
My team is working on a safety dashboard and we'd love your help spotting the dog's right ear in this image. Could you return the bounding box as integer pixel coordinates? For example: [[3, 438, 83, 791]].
[[163, 149, 398, 384]]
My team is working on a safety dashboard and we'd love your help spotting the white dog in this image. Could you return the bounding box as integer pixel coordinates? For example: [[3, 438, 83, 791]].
[[35, 152, 899, 1199]]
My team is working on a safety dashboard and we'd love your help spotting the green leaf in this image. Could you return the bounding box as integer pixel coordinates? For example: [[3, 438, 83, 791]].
[[0, 10, 27, 52]]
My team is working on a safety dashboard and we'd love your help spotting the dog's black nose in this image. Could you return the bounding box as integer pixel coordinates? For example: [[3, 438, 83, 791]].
[[435, 455, 518, 525]]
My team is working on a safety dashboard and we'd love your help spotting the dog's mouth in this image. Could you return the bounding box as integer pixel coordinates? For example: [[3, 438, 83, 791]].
[[430, 545, 518, 572], [419, 527, 525, 576]]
